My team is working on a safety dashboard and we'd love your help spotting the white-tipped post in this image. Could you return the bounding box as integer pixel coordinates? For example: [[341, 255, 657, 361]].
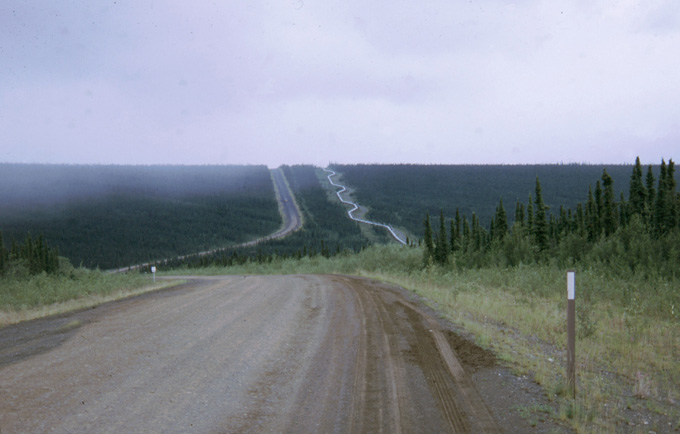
[[567, 270, 576, 398]]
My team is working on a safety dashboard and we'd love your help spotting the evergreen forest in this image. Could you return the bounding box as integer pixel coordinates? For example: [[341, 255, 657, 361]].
[[158, 165, 384, 269], [0, 164, 281, 269], [418, 158, 680, 280], [330, 163, 641, 238], [5, 160, 677, 274], [0, 232, 60, 277]]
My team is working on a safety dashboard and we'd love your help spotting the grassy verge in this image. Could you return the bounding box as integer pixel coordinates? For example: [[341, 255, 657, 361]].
[[366, 267, 679, 432], [168, 244, 680, 432], [0, 267, 181, 326]]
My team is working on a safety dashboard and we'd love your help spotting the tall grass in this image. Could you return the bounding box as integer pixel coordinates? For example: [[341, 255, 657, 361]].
[[0, 266, 170, 326]]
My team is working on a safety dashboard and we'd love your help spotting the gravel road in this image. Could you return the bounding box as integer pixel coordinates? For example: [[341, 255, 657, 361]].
[[0, 275, 501, 433]]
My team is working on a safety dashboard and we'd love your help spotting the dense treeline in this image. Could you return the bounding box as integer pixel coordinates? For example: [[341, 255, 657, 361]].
[[331, 163, 638, 238], [158, 165, 376, 270], [0, 164, 281, 269], [421, 157, 680, 279], [0, 231, 60, 276]]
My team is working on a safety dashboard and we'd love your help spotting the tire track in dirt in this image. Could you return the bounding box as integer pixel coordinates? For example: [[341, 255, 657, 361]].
[[0, 275, 501, 433], [335, 275, 501, 433], [344, 275, 405, 433]]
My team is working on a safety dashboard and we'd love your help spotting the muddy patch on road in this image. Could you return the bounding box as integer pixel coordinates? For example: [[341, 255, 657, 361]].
[[445, 330, 497, 373]]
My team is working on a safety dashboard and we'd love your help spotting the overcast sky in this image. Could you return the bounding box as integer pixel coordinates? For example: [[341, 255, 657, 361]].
[[1, 1, 679, 167]]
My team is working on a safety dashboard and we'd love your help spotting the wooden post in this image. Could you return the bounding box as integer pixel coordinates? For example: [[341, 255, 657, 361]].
[[567, 270, 576, 398]]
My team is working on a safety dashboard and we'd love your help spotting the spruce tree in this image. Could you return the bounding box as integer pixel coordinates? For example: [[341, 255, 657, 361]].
[[0, 231, 5, 273], [576, 203, 585, 237], [595, 180, 603, 232], [549, 214, 558, 244], [619, 192, 628, 227], [452, 208, 461, 252], [471, 212, 481, 250], [526, 194, 534, 233], [10, 239, 19, 260], [435, 210, 449, 264], [492, 198, 508, 240], [666, 159, 677, 230], [585, 185, 599, 240], [423, 212, 434, 266], [629, 156, 646, 217], [654, 158, 678, 235], [654, 160, 668, 235], [601, 169, 617, 236], [558, 205, 568, 235], [567, 208, 575, 233], [645, 165, 656, 229], [48, 247, 59, 274], [462, 216, 470, 252], [37, 240, 48, 270], [533, 177, 548, 251], [515, 200, 525, 228]]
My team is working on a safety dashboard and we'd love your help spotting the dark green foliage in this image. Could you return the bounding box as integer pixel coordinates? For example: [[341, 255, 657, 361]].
[[330, 163, 635, 237], [423, 212, 434, 266], [654, 159, 677, 236], [161, 165, 372, 269], [533, 177, 548, 251], [618, 192, 628, 227], [434, 210, 449, 265], [451, 209, 461, 252], [601, 169, 617, 236], [462, 216, 470, 252], [645, 165, 656, 226], [585, 187, 598, 241], [492, 199, 508, 241], [0, 164, 281, 269], [575, 203, 585, 237], [0, 230, 60, 275], [0, 231, 6, 271], [245, 165, 373, 258], [526, 194, 534, 234], [628, 156, 645, 217], [514, 200, 524, 228], [412, 157, 679, 278], [594, 180, 603, 235], [653, 160, 668, 235]]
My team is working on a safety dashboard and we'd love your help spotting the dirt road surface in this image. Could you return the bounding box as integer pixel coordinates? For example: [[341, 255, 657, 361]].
[[0, 275, 501, 433]]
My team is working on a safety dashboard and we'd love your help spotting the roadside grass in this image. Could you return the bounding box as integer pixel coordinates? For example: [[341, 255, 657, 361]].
[[167, 243, 680, 432], [363, 265, 679, 433], [0, 266, 179, 326], [515, 403, 554, 427]]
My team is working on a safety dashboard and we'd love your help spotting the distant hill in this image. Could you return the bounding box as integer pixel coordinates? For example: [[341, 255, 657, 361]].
[[329, 163, 673, 238], [150, 165, 380, 270], [0, 164, 281, 269]]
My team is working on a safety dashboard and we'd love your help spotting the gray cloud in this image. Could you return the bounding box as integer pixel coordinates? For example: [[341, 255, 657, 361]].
[[1, 0, 679, 167]]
